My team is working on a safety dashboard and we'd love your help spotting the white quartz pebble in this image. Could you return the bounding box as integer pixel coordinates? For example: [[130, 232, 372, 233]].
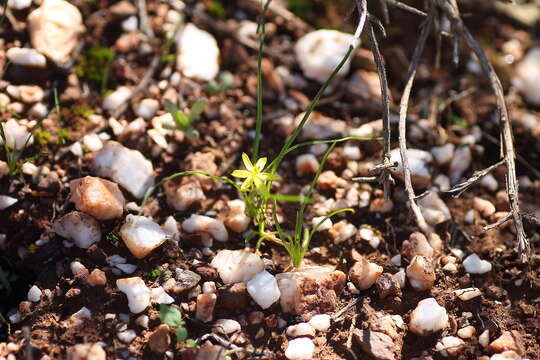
[[0, 119, 33, 150], [182, 215, 228, 242], [0, 195, 18, 210], [285, 337, 315, 360], [247, 271, 281, 309], [295, 30, 354, 83], [117, 277, 151, 313], [103, 86, 132, 112], [6, 47, 46, 67], [463, 254, 492, 274], [120, 215, 167, 259], [176, 23, 220, 81], [151, 287, 174, 304], [135, 98, 159, 120], [454, 287, 482, 301], [409, 298, 448, 336], [309, 314, 331, 332], [27, 285, 42, 302], [287, 323, 315, 338], [514, 47, 540, 105], [53, 211, 101, 248], [211, 250, 265, 284], [117, 329, 137, 343]]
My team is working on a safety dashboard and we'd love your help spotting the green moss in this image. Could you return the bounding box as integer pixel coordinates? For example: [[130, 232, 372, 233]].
[[146, 268, 161, 281], [76, 46, 115, 95], [34, 130, 52, 145], [71, 105, 94, 120], [207, 0, 226, 19], [56, 128, 71, 145]]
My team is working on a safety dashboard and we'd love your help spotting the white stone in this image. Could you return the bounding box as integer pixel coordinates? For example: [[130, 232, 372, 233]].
[[103, 86, 132, 112], [27, 0, 84, 63], [202, 281, 216, 294], [9, 312, 22, 324], [431, 143, 455, 165], [116, 263, 137, 274], [21, 162, 38, 175], [513, 47, 540, 105], [224, 199, 250, 233], [182, 215, 228, 242], [296, 154, 319, 176], [6, 47, 46, 67], [27, 285, 42, 302], [435, 336, 464, 357], [176, 23, 219, 81], [480, 174, 498, 192], [457, 326, 476, 339], [213, 319, 241, 335], [117, 329, 137, 343], [309, 314, 331, 332], [418, 192, 451, 226], [406, 256, 435, 291], [295, 30, 354, 83], [135, 98, 159, 120], [313, 216, 334, 233], [70, 142, 83, 157], [454, 287, 482, 301], [28, 102, 48, 119], [287, 322, 315, 338], [343, 144, 361, 160], [442, 263, 458, 273], [409, 298, 448, 336], [389, 148, 432, 188], [122, 16, 138, 32], [0, 119, 33, 150], [151, 286, 174, 304], [358, 226, 381, 249], [285, 337, 315, 360], [247, 271, 281, 309], [434, 174, 451, 191], [53, 211, 101, 248], [71, 307, 92, 324], [463, 254, 492, 274], [390, 254, 401, 266], [120, 215, 167, 259], [8, 0, 31, 9], [82, 134, 103, 152], [70, 261, 87, 276], [92, 141, 155, 199], [473, 197, 496, 218], [108, 254, 127, 266], [211, 250, 265, 284], [449, 146, 471, 184], [70, 176, 126, 220], [329, 220, 356, 244], [7, 85, 44, 103], [135, 314, 149, 328], [117, 277, 151, 313], [162, 216, 179, 237], [479, 329, 490, 347], [0, 195, 18, 210]]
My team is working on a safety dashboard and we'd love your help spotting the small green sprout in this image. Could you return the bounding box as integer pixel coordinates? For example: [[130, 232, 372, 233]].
[[106, 231, 120, 245], [0, 121, 44, 176], [147, 268, 161, 281], [164, 99, 207, 140], [34, 130, 52, 145], [206, 71, 234, 95], [56, 128, 71, 145], [159, 304, 189, 342], [76, 46, 115, 96]]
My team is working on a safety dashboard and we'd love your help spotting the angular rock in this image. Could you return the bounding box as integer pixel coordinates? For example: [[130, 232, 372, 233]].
[[417, 192, 451, 226], [120, 215, 167, 259], [353, 329, 396, 360], [295, 29, 354, 83], [406, 256, 436, 291], [175, 268, 201, 292], [487, 331, 523, 355], [463, 253, 492, 274], [276, 266, 346, 318], [309, 314, 331, 332], [328, 220, 357, 244], [217, 282, 249, 311], [117, 277, 151, 314], [224, 199, 251, 233], [247, 271, 281, 310], [0, 195, 18, 210], [70, 177, 125, 220], [182, 214, 228, 242], [210, 250, 264, 284], [401, 232, 434, 260], [435, 336, 464, 357], [454, 287, 482, 301], [286, 323, 315, 338], [389, 148, 432, 189], [27, 0, 84, 63], [6, 85, 44, 104], [148, 324, 171, 354], [53, 211, 101, 248], [285, 337, 315, 360], [376, 273, 402, 299], [92, 141, 154, 199], [409, 298, 448, 336], [103, 86, 132, 112], [176, 23, 219, 81], [66, 343, 106, 360], [349, 257, 383, 290], [213, 319, 241, 335], [165, 181, 206, 211], [196, 293, 216, 323]]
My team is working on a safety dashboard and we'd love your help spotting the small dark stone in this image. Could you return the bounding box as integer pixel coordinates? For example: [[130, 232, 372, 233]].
[[193, 264, 219, 282], [376, 273, 402, 299], [217, 282, 249, 311], [175, 268, 201, 291], [458, 273, 472, 288], [37, 171, 61, 192], [353, 329, 397, 360]]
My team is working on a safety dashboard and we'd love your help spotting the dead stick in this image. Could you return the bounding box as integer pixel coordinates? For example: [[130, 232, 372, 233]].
[[397, 8, 435, 236]]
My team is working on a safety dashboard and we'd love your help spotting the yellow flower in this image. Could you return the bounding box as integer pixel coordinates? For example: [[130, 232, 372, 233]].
[[232, 153, 279, 191]]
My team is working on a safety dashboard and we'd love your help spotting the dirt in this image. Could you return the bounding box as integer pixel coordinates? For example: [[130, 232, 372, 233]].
[[1, 0, 539, 359]]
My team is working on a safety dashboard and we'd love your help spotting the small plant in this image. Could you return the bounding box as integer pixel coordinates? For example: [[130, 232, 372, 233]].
[[0, 122, 44, 176], [164, 99, 207, 140], [76, 46, 115, 96], [159, 304, 189, 342], [205, 71, 234, 95], [147, 268, 161, 281]]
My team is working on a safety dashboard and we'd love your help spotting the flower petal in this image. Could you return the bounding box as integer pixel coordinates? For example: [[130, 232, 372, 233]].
[[253, 176, 263, 189], [240, 178, 253, 191], [242, 153, 254, 171], [232, 169, 250, 178], [255, 157, 267, 171]]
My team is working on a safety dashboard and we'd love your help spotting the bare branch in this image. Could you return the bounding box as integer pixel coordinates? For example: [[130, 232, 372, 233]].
[[437, 0, 530, 261], [384, 0, 428, 17], [484, 213, 512, 231], [397, 8, 435, 236], [444, 158, 506, 197], [137, 0, 155, 41]]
